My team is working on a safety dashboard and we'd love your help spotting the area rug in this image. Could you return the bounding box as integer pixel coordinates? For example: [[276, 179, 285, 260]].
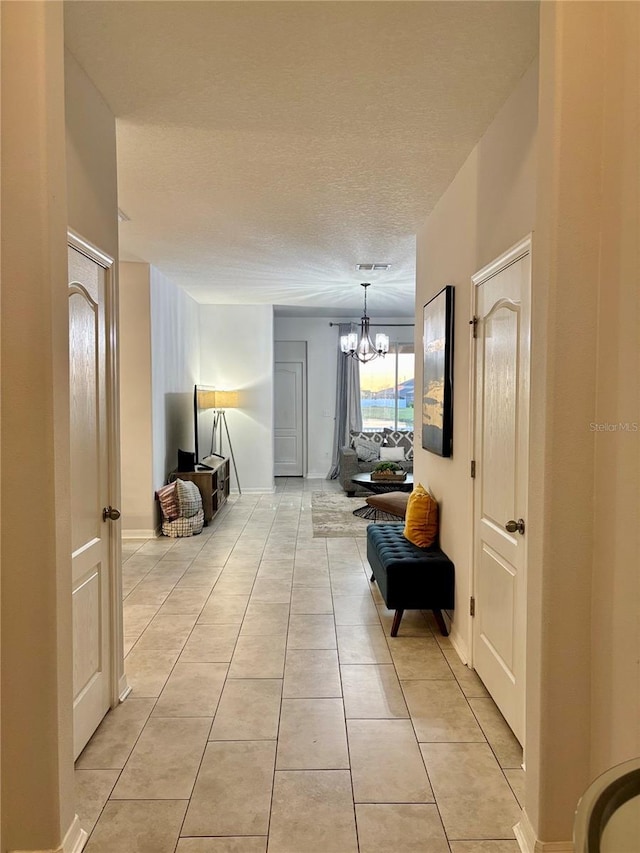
[[311, 491, 397, 538]]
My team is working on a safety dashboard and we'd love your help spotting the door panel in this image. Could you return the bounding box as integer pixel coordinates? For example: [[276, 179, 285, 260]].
[[482, 306, 518, 527], [69, 245, 112, 759], [274, 361, 304, 476], [275, 435, 298, 464], [478, 545, 516, 671], [473, 241, 530, 744]]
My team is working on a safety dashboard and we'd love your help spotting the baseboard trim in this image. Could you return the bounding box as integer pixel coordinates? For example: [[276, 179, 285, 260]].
[[62, 817, 88, 853], [514, 809, 573, 853], [306, 471, 330, 479], [122, 528, 157, 539], [119, 673, 132, 702], [233, 487, 276, 494], [11, 815, 88, 853], [448, 627, 469, 665]]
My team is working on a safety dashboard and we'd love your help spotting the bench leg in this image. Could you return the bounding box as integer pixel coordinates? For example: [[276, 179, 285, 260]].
[[391, 609, 404, 637], [370, 572, 375, 582], [432, 609, 449, 637]]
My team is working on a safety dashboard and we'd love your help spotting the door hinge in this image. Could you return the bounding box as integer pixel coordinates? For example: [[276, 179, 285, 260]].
[[470, 460, 476, 479], [469, 316, 479, 338], [470, 596, 476, 617]]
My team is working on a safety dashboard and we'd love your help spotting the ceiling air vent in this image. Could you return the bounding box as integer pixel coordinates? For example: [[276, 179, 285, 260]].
[[356, 263, 391, 272]]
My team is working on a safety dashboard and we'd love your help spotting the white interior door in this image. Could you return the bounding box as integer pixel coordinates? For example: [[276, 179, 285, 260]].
[[69, 244, 113, 758], [274, 361, 304, 476], [472, 237, 531, 744]]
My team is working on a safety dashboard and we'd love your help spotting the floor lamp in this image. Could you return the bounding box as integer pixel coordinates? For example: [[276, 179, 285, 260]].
[[209, 390, 241, 495]]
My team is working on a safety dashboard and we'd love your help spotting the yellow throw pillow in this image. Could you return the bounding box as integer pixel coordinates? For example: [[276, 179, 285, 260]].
[[403, 483, 439, 548]]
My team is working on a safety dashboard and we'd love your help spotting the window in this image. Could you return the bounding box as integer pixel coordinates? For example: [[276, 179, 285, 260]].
[[360, 342, 414, 431]]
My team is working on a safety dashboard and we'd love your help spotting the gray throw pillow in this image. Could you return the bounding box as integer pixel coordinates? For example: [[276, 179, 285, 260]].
[[350, 430, 385, 448], [354, 436, 380, 462]]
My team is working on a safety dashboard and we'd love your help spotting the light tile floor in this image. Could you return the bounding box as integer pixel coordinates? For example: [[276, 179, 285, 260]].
[[76, 477, 524, 853]]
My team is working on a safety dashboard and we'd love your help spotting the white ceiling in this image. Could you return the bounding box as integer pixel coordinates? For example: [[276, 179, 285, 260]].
[[64, 1, 539, 317]]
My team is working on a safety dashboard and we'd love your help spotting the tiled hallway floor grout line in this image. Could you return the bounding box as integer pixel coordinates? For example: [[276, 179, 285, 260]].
[[76, 477, 524, 853]]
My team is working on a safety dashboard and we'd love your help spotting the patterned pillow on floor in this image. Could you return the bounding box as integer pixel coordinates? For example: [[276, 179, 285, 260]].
[[156, 481, 180, 521], [175, 478, 203, 518]]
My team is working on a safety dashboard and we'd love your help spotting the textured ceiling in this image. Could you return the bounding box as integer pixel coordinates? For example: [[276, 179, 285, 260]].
[[64, 1, 539, 316]]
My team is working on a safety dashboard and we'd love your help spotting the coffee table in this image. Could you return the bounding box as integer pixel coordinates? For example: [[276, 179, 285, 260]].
[[351, 472, 414, 494]]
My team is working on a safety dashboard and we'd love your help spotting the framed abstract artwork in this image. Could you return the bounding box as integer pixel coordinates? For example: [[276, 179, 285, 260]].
[[422, 285, 454, 456]]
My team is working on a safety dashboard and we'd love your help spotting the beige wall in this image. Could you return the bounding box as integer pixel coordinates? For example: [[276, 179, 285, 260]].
[[414, 61, 538, 659], [119, 262, 155, 533], [590, 0, 640, 780], [526, 1, 640, 844], [0, 19, 122, 850], [65, 49, 118, 260], [1, 2, 75, 849]]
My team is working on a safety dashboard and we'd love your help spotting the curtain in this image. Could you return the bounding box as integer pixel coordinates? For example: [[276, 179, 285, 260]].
[[328, 323, 362, 478]]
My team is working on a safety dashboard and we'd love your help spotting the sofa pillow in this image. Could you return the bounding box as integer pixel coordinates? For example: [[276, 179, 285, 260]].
[[384, 429, 414, 461], [403, 483, 439, 548], [156, 482, 180, 521], [175, 478, 203, 518], [354, 436, 380, 462], [350, 430, 385, 449], [380, 446, 404, 462]]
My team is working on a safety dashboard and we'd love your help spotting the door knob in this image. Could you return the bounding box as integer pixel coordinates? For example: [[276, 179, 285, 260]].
[[103, 506, 121, 522], [505, 518, 525, 535]]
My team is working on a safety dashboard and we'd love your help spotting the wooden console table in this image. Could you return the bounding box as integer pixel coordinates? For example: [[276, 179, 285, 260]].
[[175, 457, 230, 524]]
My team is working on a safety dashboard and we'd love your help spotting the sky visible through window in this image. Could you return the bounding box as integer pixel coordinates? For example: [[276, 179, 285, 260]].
[[360, 345, 414, 430]]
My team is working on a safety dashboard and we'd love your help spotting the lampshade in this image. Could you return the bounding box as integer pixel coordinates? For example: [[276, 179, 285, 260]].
[[197, 389, 217, 409], [214, 390, 239, 409]]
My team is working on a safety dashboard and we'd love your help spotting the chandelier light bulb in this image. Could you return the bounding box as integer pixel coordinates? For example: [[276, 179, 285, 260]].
[[375, 333, 390, 354]]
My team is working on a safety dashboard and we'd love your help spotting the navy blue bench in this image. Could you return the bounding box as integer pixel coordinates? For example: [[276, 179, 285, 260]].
[[367, 523, 454, 637]]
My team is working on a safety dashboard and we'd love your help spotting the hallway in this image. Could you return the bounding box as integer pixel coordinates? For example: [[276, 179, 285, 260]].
[[75, 478, 523, 852]]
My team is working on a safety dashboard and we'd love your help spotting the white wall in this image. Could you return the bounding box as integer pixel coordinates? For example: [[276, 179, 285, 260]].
[[275, 316, 415, 477], [119, 262, 154, 531], [150, 267, 201, 492], [200, 305, 274, 492], [274, 318, 336, 477], [414, 61, 538, 661]]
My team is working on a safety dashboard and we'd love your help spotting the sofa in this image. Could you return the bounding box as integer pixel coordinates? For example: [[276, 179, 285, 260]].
[[339, 429, 414, 496]]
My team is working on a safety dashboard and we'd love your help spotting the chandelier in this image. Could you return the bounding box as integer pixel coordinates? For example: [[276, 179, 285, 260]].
[[340, 282, 390, 363]]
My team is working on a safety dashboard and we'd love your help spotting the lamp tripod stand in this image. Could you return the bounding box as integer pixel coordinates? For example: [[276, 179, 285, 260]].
[[210, 409, 241, 495]]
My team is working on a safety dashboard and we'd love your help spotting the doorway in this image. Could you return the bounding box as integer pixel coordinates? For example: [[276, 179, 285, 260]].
[[274, 341, 307, 477], [69, 232, 122, 758], [471, 236, 531, 744]]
